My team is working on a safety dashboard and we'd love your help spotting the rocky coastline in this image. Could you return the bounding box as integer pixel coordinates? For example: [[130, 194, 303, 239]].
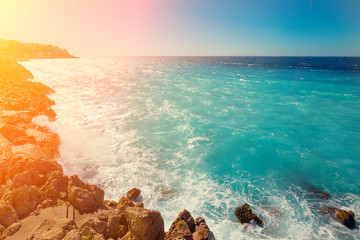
[[0, 59, 214, 239]]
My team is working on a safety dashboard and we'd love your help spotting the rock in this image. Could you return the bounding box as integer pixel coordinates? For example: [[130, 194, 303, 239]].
[[125, 207, 165, 240], [165, 209, 195, 240], [80, 217, 107, 234], [63, 229, 81, 240], [235, 203, 262, 225], [319, 207, 355, 229], [31, 218, 76, 240], [67, 175, 104, 213], [12, 167, 45, 188], [308, 186, 330, 200], [0, 203, 18, 227], [0, 125, 27, 143], [116, 196, 135, 212], [193, 218, 215, 240], [6, 186, 41, 218], [1, 222, 22, 237], [104, 200, 118, 209], [93, 233, 106, 240], [126, 188, 141, 201], [135, 202, 144, 208], [106, 213, 127, 239], [81, 226, 97, 236]]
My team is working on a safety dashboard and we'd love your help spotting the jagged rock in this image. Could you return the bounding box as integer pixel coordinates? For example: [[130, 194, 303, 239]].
[[31, 218, 76, 240], [106, 213, 127, 239], [319, 207, 355, 229], [80, 217, 107, 234], [126, 188, 141, 201], [40, 170, 68, 199], [193, 218, 215, 240], [104, 200, 118, 209], [116, 196, 135, 212], [63, 229, 81, 240], [235, 203, 262, 225], [165, 209, 195, 240], [93, 234, 106, 240], [125, 207, 165, 240], [0, 203, 18, 227], [67, 175, 104, 213]]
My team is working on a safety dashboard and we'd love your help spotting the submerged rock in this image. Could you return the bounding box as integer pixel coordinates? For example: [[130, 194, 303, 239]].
[[308, 186, 330, 200], [235, 203, 262, 225], [319, 207, 355, 229]]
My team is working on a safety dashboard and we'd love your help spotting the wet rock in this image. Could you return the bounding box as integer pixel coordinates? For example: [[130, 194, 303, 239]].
[[126, 188, 141, 201], [125, 207, 165, 240], [308, 186, 330, 200], [165, 209, 195, 240], [319, 207, 355, 229], [235, 203, 262, 225]]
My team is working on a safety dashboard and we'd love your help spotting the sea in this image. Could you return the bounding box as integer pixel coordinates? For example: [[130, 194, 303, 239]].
[[23, 57, 360, 239]]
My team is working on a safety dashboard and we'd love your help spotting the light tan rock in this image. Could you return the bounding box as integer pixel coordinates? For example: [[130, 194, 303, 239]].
[[31, 218, 76, 240], [106, 213, 127, 239], [63, 229, 81, 240], [67, 175, 104, 213], [125, 207, 165, 240], [80, 217, 107, 234], [1, 222, 22, 238]]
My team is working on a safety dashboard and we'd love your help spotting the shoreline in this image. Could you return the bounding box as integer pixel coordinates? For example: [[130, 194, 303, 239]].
[[0, 59, 214, 239]]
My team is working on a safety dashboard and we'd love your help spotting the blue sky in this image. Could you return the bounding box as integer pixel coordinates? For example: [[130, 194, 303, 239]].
[[1, 0, 359, 56]]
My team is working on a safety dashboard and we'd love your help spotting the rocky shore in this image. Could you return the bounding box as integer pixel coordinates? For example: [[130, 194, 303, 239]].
[[0, 58, 214, 239]]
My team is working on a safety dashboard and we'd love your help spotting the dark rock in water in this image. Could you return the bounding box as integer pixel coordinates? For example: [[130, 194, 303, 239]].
[[235, 203, 263, 225], [319, 207, 355, 229], [308, 186, 330, 199]]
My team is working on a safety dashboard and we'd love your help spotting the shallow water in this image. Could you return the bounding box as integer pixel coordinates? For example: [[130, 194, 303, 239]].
[[24, 57, 360, 239]]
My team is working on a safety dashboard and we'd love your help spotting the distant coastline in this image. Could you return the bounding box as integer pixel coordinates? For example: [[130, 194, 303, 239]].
[[0, 38, 77, 60]]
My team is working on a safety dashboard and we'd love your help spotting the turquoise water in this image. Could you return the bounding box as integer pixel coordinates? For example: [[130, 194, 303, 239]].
[[24, 57, 360, 239]]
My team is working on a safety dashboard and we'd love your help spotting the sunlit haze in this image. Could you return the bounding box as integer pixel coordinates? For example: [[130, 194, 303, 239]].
[[1, 0, 360, 56]]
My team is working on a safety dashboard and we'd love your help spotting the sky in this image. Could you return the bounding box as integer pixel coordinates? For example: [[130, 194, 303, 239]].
[[0, 0, 359, 56]]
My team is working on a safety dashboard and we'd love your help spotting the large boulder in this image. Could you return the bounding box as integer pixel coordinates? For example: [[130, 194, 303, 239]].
[[106, 213, 127, 239], [319, 207, 355, 229], [165, 209, 195, 240], [125, 207, 165, 240], [5, 186, 41, 218], [235, 203, 262, 225], [67, 175, 104, 213]]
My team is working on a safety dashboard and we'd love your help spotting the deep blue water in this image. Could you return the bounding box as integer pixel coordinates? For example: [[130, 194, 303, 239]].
[[24, 57, 360, 239]]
